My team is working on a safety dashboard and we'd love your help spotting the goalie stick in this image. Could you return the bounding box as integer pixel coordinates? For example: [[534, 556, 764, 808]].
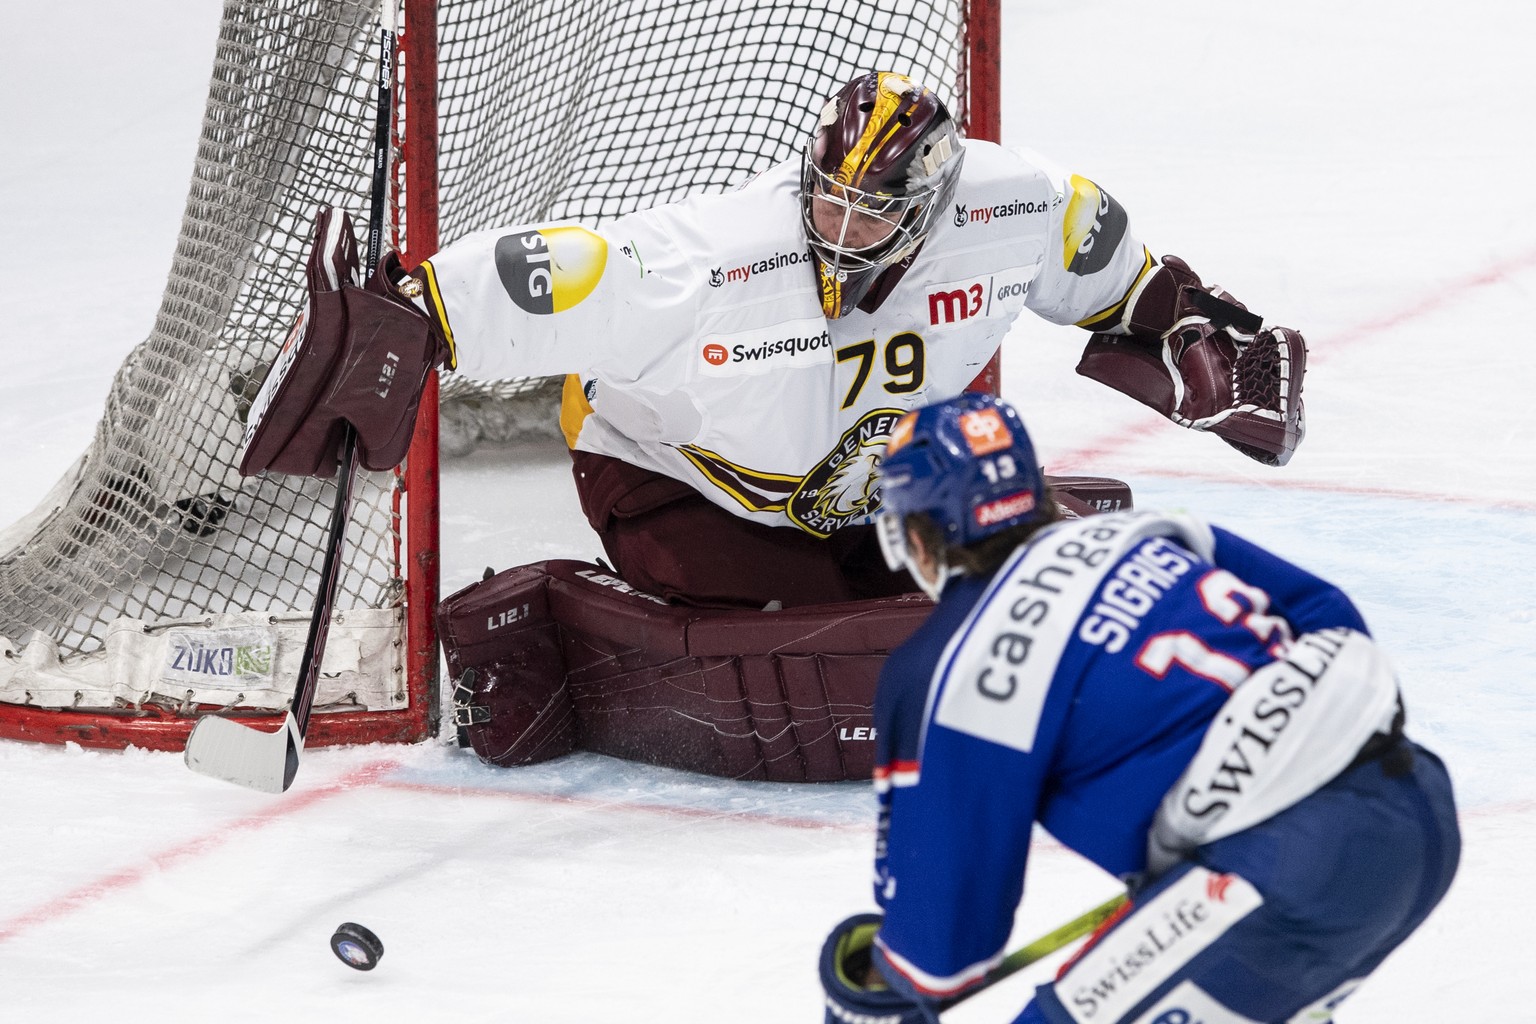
[[184, 0, 399, 794]]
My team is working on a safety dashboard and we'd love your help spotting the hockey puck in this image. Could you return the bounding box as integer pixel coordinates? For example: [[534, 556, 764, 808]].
[[330, 922, 384, 971]]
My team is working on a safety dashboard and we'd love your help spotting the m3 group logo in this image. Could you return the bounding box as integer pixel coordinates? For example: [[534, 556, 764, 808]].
[[494, 226, 608, 314], [926, 267, 1037, 326]]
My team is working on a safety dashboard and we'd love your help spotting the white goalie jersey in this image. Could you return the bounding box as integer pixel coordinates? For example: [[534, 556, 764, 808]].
[[419, 140, 1153, 536]]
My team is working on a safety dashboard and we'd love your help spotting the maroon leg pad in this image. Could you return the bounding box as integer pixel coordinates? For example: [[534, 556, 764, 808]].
[[438, 561, 933, 781], [438, 564, 577, 767], [1047, 475, 1135, 518]]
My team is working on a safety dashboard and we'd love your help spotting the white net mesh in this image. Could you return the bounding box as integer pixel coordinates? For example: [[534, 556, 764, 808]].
[[430, 0, 968, 450], [0, 0, 968, 733]]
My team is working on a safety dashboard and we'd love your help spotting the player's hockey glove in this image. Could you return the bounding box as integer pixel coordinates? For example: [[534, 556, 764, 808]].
[[1076, 255, 1307, 466], [819, 914, 932, 1024], [236, 205, 455, 478]]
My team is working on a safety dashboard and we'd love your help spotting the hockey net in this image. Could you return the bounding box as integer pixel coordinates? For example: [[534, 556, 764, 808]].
[[0, 0, 987, 750]]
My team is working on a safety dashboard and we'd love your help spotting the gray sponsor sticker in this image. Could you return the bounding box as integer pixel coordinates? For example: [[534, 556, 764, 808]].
[[162, 627, 276, 687]]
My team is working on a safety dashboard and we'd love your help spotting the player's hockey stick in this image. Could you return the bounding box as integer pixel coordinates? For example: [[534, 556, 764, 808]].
[[938, 892, 1129, 1014], [184, 0, 399, 794]]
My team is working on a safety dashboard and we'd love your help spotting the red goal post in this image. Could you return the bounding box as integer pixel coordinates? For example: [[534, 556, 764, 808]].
[[0, 0, 1000, 752]]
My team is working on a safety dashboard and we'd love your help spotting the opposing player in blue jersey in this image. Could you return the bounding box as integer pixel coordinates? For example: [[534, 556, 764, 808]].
[[819, 394, 1460, 1024]]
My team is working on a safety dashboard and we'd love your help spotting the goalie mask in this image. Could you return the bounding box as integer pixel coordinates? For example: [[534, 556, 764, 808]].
[[875, 395, 1046, 598], [801, 71, 965, 319]]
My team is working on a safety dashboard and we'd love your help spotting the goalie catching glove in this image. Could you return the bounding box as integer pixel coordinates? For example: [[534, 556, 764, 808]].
[[819, 914, 932, 1024], [236, 206, 455, 478], [1077, 255, 1307, 466]]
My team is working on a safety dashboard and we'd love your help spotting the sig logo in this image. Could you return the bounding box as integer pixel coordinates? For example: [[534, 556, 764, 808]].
[[494, 226, 608, 315], [1062, 174, 1128, 276], [702, 343, 728, 365]]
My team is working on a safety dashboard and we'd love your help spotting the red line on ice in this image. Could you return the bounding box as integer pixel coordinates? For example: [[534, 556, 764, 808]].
[[0, 759, 398, 947], [1048, 246, 1536, 474], [1117, 466, 1536, 513]]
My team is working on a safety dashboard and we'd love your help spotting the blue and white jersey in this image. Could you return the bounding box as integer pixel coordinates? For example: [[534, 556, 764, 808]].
[[869, 511, 1370, 997]]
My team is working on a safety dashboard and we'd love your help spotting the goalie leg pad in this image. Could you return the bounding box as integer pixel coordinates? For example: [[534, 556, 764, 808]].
[[1046, 474, 1133, 519], [439, 564, 578, 768], [438, 560, 934, 781]]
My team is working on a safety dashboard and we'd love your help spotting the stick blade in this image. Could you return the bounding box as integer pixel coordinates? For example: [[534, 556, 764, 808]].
[[184, 712, 304, 794]]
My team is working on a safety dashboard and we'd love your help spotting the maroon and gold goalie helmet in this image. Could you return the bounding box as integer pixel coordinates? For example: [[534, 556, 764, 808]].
[[800, 71, 966, 319]]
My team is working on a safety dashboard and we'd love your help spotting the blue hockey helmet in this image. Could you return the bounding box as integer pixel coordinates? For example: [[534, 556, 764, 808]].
[[875, 394, 1047, 571]]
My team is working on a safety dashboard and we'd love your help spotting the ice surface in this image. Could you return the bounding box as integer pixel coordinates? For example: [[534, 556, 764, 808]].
[[2, 1, 1533, 1020]]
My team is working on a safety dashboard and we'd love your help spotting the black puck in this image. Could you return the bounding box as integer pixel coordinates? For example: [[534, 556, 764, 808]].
[[330, 922, 384, 971]]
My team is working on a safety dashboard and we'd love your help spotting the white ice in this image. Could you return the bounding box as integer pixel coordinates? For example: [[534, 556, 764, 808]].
[[2, 1, 1533, 1021]]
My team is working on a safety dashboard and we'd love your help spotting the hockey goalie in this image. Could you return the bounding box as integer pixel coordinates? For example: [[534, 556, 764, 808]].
[[237, 72, 1308, 782]]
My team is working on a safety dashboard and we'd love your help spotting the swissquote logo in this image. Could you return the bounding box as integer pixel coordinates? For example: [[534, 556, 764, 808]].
[[926, 268, 1037, 326], [708, 249, 812, 287], [697, 320, 833, 375]]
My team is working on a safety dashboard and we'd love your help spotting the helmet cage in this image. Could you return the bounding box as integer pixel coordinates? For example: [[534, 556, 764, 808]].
[[799, 72, 966, 317], [800, 157, 943, 277]]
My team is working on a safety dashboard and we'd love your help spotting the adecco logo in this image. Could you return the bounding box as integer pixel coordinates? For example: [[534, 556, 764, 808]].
[[494, 226, 607, 314], [702, 343, 728, 365]]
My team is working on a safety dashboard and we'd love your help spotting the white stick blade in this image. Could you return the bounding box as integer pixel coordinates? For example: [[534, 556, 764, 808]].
[[184, 712, 304, 794]]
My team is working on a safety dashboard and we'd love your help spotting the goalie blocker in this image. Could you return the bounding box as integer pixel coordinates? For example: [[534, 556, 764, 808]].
[[1078, 255, 1307, 466]]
